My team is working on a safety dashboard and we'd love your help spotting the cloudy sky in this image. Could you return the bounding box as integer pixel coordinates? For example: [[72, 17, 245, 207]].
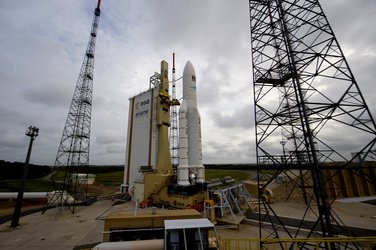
[[0, 0, 375, 166]]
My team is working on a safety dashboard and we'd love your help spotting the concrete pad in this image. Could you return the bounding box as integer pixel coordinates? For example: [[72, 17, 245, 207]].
[[266, 199, 376, 230], [1, 198, 375, 249], [336, 196, 376, 203], [0, 200, 114, 250]]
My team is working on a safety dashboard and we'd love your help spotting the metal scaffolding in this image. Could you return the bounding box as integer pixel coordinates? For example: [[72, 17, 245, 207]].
[[43, 1, 101, 213], [249, 0, 376, 248], [169, 53, 180, 168]]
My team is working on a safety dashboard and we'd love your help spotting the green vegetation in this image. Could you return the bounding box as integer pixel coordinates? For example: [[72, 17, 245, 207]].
[[94, 170, 124, 185], [89, 169, 252, 185], [0, 161, 124, 192], [3, 160, 375, 193], [0, 178, 53, 192], [204, 163, 257, 170], [0, 160, 253, 192], [0, 160, 51, 179], [205, 169, 251, 182]]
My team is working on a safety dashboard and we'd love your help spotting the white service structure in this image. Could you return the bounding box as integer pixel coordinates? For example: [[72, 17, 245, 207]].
[[122, 77, 160, 199], [177, 61, 205, 186]]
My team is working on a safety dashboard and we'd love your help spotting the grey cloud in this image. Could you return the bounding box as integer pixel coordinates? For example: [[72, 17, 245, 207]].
[[0, 133, 26, 149], [322, 0, 376, 48], [210, 104, 253, 129], [0, 0, 375, 166], [106, 145, 125, 154], [22, 83, 72, 107], [203, 138, 254, 164], [96, 130, 125, 145]]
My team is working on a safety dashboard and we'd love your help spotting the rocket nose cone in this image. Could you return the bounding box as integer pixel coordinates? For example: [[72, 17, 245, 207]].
[[183, 61, 196, 77]]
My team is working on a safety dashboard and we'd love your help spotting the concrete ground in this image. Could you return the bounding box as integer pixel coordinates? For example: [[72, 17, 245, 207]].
[[0, 200, 114, 250], [0, 198, 375, 250], [269, 198, 376, 231]]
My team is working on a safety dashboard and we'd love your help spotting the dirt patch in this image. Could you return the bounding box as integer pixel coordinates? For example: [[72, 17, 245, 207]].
[[87, 184, 119, 196]]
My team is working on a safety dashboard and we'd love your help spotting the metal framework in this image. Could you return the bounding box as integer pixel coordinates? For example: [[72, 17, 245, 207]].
[[249, 0, 376, 248], [205, 183, 255, 226], [43, 2, 101, 213], [169, 53, 180, 168], [221, 237, 376, 250]]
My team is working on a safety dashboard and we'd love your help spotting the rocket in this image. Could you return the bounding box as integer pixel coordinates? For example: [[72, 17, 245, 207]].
[[177, 61, 205, 186]]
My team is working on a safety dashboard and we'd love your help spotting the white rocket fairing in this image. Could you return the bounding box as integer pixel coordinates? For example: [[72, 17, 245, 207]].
[[177, 61, 205, 186]]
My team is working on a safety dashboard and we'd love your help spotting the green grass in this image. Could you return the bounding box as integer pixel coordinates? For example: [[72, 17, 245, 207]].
[[0, 169, 252, 192], [0, 178, 53, 192], [0, 171, 123, 192], [94, 170, 124, 185], [51, 170, 67, 179], [205, 169, 252, 182]]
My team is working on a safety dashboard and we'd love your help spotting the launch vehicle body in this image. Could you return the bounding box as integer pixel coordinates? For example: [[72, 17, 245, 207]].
[[177, 61, 205, 186]]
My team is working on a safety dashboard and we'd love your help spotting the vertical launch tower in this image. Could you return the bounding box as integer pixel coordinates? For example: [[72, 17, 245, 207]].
[[123, 60, 206, 207], [249, 0, 376, 248], [123, 61, 174, 202], [169, 53, 180, 168], [44, 0, 102, 213]]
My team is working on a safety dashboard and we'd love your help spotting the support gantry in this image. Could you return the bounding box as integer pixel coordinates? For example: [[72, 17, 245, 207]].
[[249, 0, 376, 248], [170, 53, 180, 168]]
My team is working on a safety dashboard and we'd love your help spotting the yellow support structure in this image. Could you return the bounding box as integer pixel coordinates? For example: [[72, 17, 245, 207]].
[[220, 237, 376, 250]]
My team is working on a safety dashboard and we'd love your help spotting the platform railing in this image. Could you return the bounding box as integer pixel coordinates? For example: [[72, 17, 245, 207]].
[[220, 237, 376, 250]]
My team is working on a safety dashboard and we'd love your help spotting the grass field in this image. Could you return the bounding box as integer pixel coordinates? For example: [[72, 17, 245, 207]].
[[0, 178, 53, 192], [93, 170, 124, 185], [205, 169, 252, 182], [0, 169, 253, 192]]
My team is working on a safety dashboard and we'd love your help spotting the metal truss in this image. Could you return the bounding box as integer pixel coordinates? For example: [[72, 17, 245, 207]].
[[205, 183, 255, 226], [170, 102, 179, 167], [170, 54, 180, 168], [43, 4, 101, 214], [249, 0, 376, 248]]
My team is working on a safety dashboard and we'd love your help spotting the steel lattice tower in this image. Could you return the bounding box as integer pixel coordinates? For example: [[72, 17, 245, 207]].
[[44, 1, 101, 213], [249, 0, 376, 248], [170, 53, 180, 168]]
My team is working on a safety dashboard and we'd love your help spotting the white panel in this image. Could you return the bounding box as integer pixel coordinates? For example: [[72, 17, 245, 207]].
[[124, 88, 158, 187], [134, 182, 145, 203], [164, 218, 214, 230]]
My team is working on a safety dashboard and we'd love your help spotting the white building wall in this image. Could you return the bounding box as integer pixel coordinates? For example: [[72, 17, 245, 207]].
[[123, 85, 159, 191]]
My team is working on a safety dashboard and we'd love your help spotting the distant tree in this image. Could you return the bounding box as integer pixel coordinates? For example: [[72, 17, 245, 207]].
[[0, 160, 51, 179]]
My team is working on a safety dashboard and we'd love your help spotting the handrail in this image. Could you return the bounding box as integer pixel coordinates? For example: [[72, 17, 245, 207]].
[[220, 236, 376, 250]]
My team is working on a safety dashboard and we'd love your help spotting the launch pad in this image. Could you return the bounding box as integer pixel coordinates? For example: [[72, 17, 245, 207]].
[[123, 59, 209, 210], [102, 208, 202, 242]]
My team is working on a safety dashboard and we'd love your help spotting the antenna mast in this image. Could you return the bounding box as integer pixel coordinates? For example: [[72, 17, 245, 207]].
[[44, 0, 102, 213]]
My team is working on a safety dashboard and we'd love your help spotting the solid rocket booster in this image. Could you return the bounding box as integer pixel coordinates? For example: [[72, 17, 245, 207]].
[[177, 61, 205, 186]]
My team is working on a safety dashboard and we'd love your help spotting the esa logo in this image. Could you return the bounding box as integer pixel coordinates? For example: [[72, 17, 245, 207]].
[[135, 99, 150, 110]]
